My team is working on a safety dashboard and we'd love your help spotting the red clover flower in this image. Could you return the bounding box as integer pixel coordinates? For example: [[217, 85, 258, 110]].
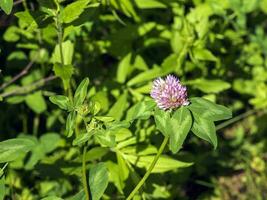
[[150, 75, 189, 110]]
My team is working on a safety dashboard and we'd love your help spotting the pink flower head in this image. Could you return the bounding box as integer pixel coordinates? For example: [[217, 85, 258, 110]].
[[150, 75, 189, 110]]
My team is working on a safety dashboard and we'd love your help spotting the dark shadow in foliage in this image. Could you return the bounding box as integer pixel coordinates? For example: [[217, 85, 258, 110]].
[[35, 159, 80, 180]]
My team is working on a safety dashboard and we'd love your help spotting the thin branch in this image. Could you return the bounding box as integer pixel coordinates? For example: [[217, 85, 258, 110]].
[[216, 109, 267, 131], [0, 75, 57, 98], [14, 0, 24, 6], [0, 60, 35, 91]]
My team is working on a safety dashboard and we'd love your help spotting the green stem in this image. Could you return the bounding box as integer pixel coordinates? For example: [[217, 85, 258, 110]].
[[215, 109, 266, 131], [126, 136, 169, 200], [55, 6, 64, 66], [22, 0, 28, 11], [54, 7, 74, 98], [57, 20, 65, 66], [54, 0, 61, 56], [33, 115, 39, 136], [82, 146, 90, 200]]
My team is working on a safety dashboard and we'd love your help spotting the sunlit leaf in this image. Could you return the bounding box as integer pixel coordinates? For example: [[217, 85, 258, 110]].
[[169, 107, 192, 153], [74, 78, 89, 107], [125, 154, 193, 173], [188, 97, 232, 121], [89, 163, 109, 200], [61, 0, 90, 23], [154, 108, 171, 136], [0, 0, 13, 14], [0, 138, 36, 163], [25, 91, 47, 114], [66, 111, 76, 137], [186, 79, 231, 93], [49, 95, 72, 110], [191, 113, 217, 149], [135, 0, 167, 9], [126, 100, 156, 121], [51, 40, 74, 65], [53, 64, 74, 90], [108, 91, 128, 120], [0, 177, 5, 200]]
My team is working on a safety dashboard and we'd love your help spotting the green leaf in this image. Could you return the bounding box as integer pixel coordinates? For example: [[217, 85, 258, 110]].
[[111, 0, 139, 20], [0, 0, 13, 14], [192, 48, 217, 61], [53, 64, 74, 90], [191, 113, 217, 149], [94, 116, 114, 122], [15, 11, 37, 30], [85, 147, 109, 162], [186, 79, 231, 93], [25, 133, 60, 170], [121, 145, 157, 156], [61, 0, 90, 24], [0, 138, 36, 163], [3, 26, 19, 42], [89, 163, 109, 200], [188, 97, 232, 121], [169, 107, 192, 153], [25, 91, 47, 114], [41, 197, 63, 200], [52, 40, 74, 65], [0, 177, 4, 200], [24, 133, 60, 170], [73, 131, 94, 146], [135, 0, 167, 9], [66, 112, 76, 137], [40, 133, 61, 153], [125, 154, 192, 173], [24, 144, 44, 170], [89, 101, 101, 115], [117, 53, 132, 83], [161, 53, 179, 73], [49, 95, 72, 110], [116, 131, 147, 149], [108, 92, 128, 120], [126, 100, 156, 121], [106, 161, 124, 193], [68, 191, 86, 200], [91, 91, 109, 112], [106, 120, 130, 130], [115, 153, 129, 192], [95, 130, 116, 147], [74, 78, 89, 107], [133, 55, 148, 70], [154, 108, 171, 136], [127, 67, 165, 86]]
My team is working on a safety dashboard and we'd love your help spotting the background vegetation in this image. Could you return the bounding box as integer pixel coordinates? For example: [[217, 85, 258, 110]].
[[1, 0, 267, 199]]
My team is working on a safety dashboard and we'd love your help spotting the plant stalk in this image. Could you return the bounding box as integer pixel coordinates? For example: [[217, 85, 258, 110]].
[[57, 18, 65, 66], [126, 136, 169, 200], [54, 1, 64, 66], [82, 146, 90, 200], [215, 109, 266, 130]]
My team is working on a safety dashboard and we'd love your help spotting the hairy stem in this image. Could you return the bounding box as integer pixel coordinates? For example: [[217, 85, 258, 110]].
[[126, 136, 169, 200], [54, 0, 64, 66], [56, 16, 65, 66], [82, 146, 90, 200]]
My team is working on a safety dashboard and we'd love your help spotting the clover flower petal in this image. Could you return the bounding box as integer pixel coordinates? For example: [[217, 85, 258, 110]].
[[150, 75, 189, 110]]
